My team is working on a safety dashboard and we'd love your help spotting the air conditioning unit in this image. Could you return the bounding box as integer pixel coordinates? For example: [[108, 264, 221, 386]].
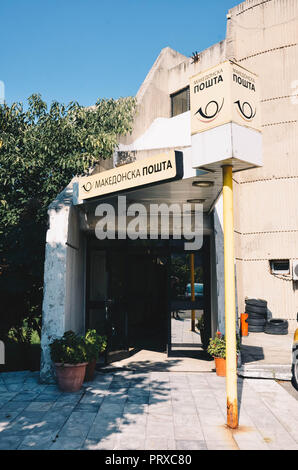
[[292, 260, 298, 281]]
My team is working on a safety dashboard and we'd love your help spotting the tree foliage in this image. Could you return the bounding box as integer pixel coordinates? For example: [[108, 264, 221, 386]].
[[170, 254, 203, 295], [0, 94, 136, 341]]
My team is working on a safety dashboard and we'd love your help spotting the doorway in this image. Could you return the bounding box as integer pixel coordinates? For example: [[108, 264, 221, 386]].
[[168, 237, 211, 357], [107, 248, 168, 351], [85, 238, 211, 363]]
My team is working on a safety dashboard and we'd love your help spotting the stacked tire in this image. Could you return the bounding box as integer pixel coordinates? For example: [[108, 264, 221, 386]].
[[264, 319, 288, 335], [245, 298, 267, 333]]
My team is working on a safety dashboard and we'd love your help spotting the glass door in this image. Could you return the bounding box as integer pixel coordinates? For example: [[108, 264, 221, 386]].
[[168, 238, 211, 357]]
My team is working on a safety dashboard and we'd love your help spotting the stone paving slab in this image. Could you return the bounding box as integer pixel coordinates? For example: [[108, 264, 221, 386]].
[[108, 349, 214, 372], [241, 332, 293, 366], [0, 370, 297, 450], [171, 315, 202, 346], [239, 332, 294, 380]]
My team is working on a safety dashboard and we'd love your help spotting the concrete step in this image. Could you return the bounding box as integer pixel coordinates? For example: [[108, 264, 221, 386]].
[[238, 363, 292, 380]]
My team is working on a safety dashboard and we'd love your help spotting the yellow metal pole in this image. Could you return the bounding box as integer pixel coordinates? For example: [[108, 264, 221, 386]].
[[190, 253, 196, 332], [222, 165, 238, 429]]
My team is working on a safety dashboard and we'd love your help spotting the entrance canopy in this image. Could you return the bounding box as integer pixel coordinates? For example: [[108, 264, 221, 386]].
[[76, 174, 223, 236], [74, 149, 224, 235]]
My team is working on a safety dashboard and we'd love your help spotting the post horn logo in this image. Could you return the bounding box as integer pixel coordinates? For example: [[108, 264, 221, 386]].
[[82, 181, 93, 192], [195, 98, 224, 122], [234, 100, 256, 121]]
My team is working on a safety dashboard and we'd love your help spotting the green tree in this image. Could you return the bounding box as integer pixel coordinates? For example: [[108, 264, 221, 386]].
[[170, 254, 203, 295], [0, 94, 136, 342]]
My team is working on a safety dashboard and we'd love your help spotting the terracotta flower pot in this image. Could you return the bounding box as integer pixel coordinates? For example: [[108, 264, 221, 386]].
[[55, 362, 88, 392], [84, 358, 97, 382], [214, 356, 239, 377], [214, 357, 226, 376]]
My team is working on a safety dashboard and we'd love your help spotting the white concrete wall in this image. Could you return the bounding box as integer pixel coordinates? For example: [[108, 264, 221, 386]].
[[64, 207, 86, 334], [119, 111, 191, 153], [119, 47, 187, 146], [40, 181, 86, 383], [227, 0, 298, 331]]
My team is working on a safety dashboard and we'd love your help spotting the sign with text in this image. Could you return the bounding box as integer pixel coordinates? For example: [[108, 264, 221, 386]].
[[190, 61, 260, 135], [78, 150, 183, 200]]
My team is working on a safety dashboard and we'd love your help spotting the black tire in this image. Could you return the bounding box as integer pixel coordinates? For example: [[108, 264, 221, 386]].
[[245, 298, 267, 308], [247, 311, 267, 320], [264, 319, 288, 335], [248, 324, 265, 332], [264, 328, 288, 335], [245, 304, 267, 314], [247, 317, 267, 326], [266, 318, 288, 328]]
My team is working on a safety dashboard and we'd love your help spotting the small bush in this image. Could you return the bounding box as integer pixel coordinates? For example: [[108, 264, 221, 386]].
[[207, 331, 240, 359], [85, 329, 107, 362], [50, 331, 87, 365]]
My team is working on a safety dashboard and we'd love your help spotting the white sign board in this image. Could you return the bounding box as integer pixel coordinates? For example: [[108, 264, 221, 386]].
[[190, 61, 260, 135]]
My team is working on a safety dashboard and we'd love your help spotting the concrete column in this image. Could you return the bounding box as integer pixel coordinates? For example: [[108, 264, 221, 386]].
[[40, 182, 85, 383]]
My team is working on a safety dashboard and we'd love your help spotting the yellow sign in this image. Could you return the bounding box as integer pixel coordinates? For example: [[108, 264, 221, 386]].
[[78, 150, 183, 200], [190, 61, 260, 135]]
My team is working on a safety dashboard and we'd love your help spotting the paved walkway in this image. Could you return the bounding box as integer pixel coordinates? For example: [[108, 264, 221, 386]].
[[109, 348, 214, 372], [241, 332, 293, 365], [0, 370, 298, 450], [171, 311, 203, 348], [239, 332, 294, 380]]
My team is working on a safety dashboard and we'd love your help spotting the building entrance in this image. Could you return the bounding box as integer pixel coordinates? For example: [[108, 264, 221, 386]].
[[107, 248, 168, 352], [86, 238, 211, 364], [168, 237, 211, 358]]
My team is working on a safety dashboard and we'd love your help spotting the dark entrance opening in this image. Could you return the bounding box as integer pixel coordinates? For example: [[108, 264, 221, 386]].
[[107, 248, 168, 351], [85, 237, 211, 364]]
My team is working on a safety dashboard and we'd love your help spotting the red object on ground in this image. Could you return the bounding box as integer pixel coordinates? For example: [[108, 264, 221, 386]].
[[241, 313, 249, 336]]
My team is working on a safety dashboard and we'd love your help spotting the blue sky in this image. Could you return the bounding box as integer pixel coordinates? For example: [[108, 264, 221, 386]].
[[1, 0, 240, 107]]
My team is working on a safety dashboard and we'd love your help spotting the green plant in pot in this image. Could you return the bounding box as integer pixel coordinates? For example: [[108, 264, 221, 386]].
[[207, 331, 240, 377], [84, 329, 107, 382], [50, 330, 88, 392], [196, 315, 209, 350]]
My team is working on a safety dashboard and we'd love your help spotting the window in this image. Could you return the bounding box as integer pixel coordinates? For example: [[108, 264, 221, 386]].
[[270, 259, 290, 275], [171, 87, 190, 117]]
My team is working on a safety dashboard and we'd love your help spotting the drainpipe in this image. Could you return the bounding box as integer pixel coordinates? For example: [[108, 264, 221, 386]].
[[222, 165, 238, 429], [190, 253, 196, 332]]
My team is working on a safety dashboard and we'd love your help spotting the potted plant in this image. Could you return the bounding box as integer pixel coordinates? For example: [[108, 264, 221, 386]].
[[49, 330, 88, 392], [84, 329, 107, 382], [196, 315, 209, 350], [207, 331, 240, 377]]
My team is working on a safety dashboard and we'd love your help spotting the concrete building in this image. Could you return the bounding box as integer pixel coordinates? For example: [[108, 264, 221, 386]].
[[40, 0, 298, 382]]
